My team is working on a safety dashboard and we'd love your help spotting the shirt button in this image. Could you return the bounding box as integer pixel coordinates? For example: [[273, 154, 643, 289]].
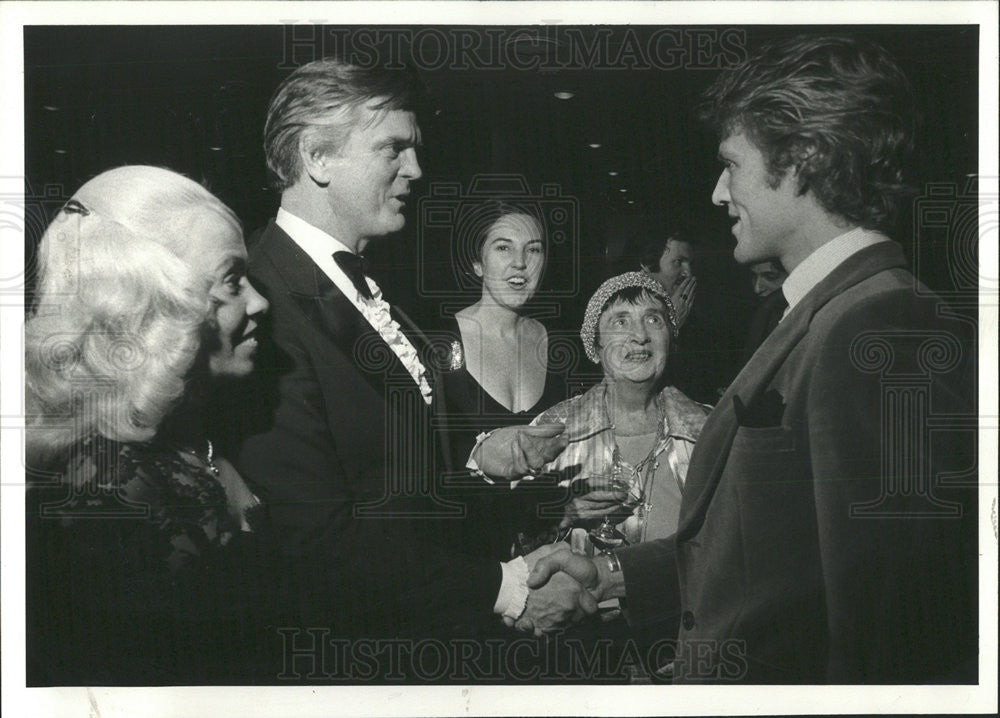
[[682, 611, 696, 631]]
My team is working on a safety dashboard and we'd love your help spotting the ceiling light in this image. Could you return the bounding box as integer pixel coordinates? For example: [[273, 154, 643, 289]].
[[208, 146, 223, 152], [554, 91, 575, 100], [588, 143, 602, 149], [608, 171, 619, 177], [53, 149, 67, 155], [618, 188, 627, 193]]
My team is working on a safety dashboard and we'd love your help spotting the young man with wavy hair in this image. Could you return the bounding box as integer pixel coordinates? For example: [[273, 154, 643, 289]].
[[524, 35, 977, 684]]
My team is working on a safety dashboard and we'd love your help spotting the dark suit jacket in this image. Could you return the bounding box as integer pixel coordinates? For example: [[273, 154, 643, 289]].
[[237, 221, 500, 639], [617, 241, 977, 683], [741, 289, 787, 364]]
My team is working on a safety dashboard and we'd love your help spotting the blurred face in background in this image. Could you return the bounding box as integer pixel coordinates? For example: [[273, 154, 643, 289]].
[[474, 212, 545, 311], [646, 238, 693, 293], [750, 260, 788, 298]]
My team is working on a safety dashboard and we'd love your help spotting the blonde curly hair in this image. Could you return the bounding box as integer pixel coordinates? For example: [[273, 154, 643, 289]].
[[25, 166, 242, 462]]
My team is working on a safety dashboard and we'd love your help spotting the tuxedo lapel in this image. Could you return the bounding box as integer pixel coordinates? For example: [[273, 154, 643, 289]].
[[290, 282, 364, 349], [257, 221, 422, 401], [678, 242, 909, 536], [389, 303, 436, 384], [391, 304, 427, 354]]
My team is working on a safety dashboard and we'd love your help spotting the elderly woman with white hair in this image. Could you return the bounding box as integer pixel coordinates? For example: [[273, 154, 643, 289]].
[[25, 166, 271, 684], [473, 271, 710, 556]]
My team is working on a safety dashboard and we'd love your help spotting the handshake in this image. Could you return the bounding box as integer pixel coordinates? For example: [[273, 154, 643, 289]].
[[472, 423, 630, 635], [506, 542, 625, 637]]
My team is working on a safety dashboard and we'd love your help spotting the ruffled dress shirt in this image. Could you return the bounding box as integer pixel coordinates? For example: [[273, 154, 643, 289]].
[[276, 208, 432, 404]]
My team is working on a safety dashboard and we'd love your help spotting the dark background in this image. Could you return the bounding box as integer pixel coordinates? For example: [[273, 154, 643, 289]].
[[23, 25, 979, 401]]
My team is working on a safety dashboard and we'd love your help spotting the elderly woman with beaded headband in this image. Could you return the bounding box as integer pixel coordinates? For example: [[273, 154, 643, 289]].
[[25, 166, 272, 683], [473, 271, 709, 557]]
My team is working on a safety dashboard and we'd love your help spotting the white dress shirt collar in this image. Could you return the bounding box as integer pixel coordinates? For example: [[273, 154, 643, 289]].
[[276, 207, 363, 303], [781, 227, 891, 316], [275, 207, 433, 404]]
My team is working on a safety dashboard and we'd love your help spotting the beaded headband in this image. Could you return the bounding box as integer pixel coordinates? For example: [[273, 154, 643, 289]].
[[580, 271, 678, 364]]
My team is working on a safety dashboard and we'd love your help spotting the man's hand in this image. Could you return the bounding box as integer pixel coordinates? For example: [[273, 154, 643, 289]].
[[671, 275, 696, 328], [503, 543, 596, 634], [515, 570, 598, 637], [527, 547, 600, 594], [471, 423, 568, 481], [519, 546, 631, 635], [505, 547, 604, 636], [530, 547, 628, 610], [522, 541, 565, 573]]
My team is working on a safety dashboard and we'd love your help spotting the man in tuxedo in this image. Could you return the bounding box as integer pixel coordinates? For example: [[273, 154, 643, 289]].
[[236, 59, 585, 666], [521, 35, 977, 682]]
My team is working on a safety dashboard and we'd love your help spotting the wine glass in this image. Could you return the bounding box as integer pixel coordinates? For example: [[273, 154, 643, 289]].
[[587, 474, 640, 553]]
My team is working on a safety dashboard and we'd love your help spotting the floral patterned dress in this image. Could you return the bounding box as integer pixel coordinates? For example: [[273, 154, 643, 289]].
[[26, 435, 274, 685]]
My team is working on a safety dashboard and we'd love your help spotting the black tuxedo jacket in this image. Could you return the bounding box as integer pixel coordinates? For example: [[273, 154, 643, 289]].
[[237, 221, 500, 638]]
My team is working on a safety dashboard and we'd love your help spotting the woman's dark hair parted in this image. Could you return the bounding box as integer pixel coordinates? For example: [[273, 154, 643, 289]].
[[455, 199, 547, 276]]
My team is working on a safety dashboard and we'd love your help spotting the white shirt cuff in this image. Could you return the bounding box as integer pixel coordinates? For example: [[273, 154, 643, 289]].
[[493, 556, 529, 620], [466, 431, 536, 489], [466, 431, 495, 484]]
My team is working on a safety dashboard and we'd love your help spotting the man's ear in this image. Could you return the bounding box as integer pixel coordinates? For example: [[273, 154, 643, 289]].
[[472, 261, 484, 278], [788, 144, 818, 196], [299, 132, 333, 186]]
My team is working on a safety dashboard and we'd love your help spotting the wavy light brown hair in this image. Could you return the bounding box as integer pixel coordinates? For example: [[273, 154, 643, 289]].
[[698, 35, 917, 232], [264, 58, 426, 191]]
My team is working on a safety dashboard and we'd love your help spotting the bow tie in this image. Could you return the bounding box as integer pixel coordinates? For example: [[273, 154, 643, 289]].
[[333, 251, 373, 301]]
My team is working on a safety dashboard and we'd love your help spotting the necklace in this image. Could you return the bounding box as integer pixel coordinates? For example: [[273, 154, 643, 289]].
[[605, 387, 667, 544]]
